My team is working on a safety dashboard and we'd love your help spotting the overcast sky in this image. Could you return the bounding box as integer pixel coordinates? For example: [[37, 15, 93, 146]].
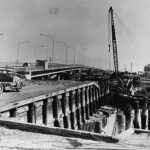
[[0, 0, 149, 72]]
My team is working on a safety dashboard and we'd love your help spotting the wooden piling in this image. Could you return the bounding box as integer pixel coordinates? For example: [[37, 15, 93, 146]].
[[9, 108, 16, 117], [124, 104, 133, 129], [92, 85, 96, 113], [133, 101, 140, 129], [62, 93, 69, 129], [53, 96, 60, 127], [95, 87, 99, 109], [27, 103, 35, 123], [117, 114, 125, 134], [148, 102, 150, 130], [46, 98, 54, 127], [89, 86, 93, 116], [15, 106, 29, 123], [141, 98, 148, 130], [75, 89, 81, 129], [85, 87, 90, 120], [34, 101, 43, 125], [69, 90, 76, 129], [80, 88, 85, 124], [42, 99, 48, 125], [97, 82, 101, 108]]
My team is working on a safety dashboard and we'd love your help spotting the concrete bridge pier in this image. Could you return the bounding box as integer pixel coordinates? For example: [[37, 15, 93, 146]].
[[133, 101, 141, 129], [95, 87, 99, 109], [46, 98, 54, 127], [27, 103, 35, 123], [124, 104, 133, 129], [141, 98, 148, 130], [53, 95, 62, 127], [42, 99, 48, 125], [85, 87, 90, 120], [75, 89, 82, 130], [92, 85, 96, 113], [80, 88, 86, 124], [34, 101, 43, 125], [69, 90, 76, 129], [62, 93, 69, 129], [89, 86, 93, 116]]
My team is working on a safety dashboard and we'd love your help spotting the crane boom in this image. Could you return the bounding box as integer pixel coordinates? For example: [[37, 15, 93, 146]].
[[108, 7, 119, 74]]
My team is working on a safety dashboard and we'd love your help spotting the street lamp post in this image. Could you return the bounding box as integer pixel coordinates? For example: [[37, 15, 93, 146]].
[[72, 47, 76, 65], [57, 41, 68, 66], [35, 45, 45, 62], [40, 34, 55, 65], [82, 49, 87, 65], [79, 49, 86, 65], [17, 41, 29, 64], [79, 50, 81, 64]]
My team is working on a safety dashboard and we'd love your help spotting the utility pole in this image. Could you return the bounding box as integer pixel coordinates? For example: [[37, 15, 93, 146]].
[[17, 41, 29, 64], [40, 34, 55, 67]]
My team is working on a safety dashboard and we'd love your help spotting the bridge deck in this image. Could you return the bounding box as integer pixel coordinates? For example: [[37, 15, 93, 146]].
[[0, 80, 93, 113]]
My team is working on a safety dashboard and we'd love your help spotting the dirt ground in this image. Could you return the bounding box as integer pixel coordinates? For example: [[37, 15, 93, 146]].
[[0, 127, 150, 150], [119, 132, 150, 148]]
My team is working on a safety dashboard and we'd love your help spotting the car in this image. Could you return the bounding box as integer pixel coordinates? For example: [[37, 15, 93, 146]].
[[0, 67, 25, 94]]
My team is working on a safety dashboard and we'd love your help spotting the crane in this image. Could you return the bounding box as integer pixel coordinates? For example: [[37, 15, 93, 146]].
[[108, 7, 119, 75], [108, 7, 134, 95]]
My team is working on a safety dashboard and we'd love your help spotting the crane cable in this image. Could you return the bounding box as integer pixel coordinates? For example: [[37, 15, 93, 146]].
[[113, 10, 150, 61]]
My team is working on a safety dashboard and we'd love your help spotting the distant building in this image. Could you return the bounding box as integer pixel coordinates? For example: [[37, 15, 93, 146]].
[[144, 64, 150, 74]]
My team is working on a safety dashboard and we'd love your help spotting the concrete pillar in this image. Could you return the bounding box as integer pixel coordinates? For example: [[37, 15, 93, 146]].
[[43, 99, 48, 125], [95, 87, 99, 109], [97, 82, 101, 108], [141, 98, 148, 129], [46, 98, 54, 127], [80, 88, 85, 125], [89, 86, 93, 116], [62, 93, 69, 129], [75, 89, 81, 130], [94, 121, 102, 133], [133, 101, 140, 129], [117, 114, 126, 134], [0, 111, 10, 118], [124, 104, 133, 129], [9, 108, 17, 117], [92, 85, 96, 113], [53, 95, 62, 127], [10, 106, 29, 123], [34, 101, 43, 125], [27, 103, 35, 123], [85, 87, 90, 120], [69, 90, 76, 129], [57, 75, 60, 80]]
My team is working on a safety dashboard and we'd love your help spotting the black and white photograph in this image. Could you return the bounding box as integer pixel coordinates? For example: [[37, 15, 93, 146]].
[[0, 0, 150, 149]]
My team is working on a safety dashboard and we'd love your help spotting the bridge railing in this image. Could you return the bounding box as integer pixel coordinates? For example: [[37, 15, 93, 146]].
[[0, 82, 102, 131]]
